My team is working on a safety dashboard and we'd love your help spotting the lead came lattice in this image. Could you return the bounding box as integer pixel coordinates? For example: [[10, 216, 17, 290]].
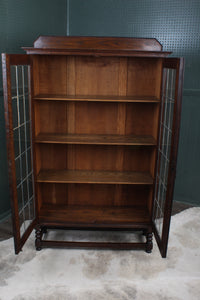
[[11, 65, 35, 236], [153, 68, 176, 237]]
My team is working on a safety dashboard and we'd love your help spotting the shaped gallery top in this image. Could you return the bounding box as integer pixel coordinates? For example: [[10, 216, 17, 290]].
[[23, 36, 171, 57]]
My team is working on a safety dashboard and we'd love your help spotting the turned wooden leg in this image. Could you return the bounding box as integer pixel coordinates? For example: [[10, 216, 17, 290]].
[[142, 229, 147, 236], [35, 225, 42, 251], [41, 226, 47, 234], [146, 231, 153, 253]]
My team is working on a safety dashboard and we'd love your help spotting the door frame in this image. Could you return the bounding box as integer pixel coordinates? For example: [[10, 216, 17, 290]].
[[153, 57, 184, 257], [2, 53, 37, 254]]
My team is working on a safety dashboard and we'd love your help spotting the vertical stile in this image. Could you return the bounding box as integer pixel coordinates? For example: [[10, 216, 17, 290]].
[[153, 58, 184, 257], [2, 54, 36, 253]]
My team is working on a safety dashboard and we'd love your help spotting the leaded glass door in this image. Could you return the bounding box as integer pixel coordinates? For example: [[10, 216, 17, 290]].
[[2, 54, 36, 254], [153, 58, 184, 258]]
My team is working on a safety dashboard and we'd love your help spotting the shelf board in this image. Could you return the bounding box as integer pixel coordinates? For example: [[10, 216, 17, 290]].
[[37, 170, 153, 185], [39, 205, 151, 226], [35, 133, 157, 146], [33, 94, 160, 103]]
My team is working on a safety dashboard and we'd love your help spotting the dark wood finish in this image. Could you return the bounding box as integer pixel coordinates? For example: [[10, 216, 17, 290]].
[[153, 57, 184, 258], [40, 240, 147, 251], [1, 54, 36, 254], [39, 205, 151, 226], [32, 56, 162, 98], [127, 58, 162, 98], [23, 37, 171, 57], [35, 133, 157, 146], [2, 37, 183, 256], [35, 223, 150, 251], [34, 102, 159, 139], [33, 94, 160, 103], [39, 183, 151, 207], [36, 144, 154, 174], [2, 54, 20, 253], [146, 231, 153, 253], [30, 54, 40, 218], [9, 54, 30, 65], [24, 48, 172, 57], [33, 36, 163, 51], [35, 225, 42, 251], [37, 170, 154, 185]]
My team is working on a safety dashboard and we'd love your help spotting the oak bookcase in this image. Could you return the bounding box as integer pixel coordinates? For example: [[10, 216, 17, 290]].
[[2, 36, 184, 257]]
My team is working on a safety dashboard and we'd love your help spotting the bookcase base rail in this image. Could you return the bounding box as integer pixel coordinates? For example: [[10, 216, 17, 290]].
[[35, 225, 153, 253]]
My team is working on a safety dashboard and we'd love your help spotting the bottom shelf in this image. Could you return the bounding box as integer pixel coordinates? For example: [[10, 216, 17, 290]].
[[39, 205, 151, 227]]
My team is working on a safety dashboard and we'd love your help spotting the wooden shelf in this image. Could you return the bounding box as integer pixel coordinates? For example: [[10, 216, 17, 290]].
[[37, 170, 153, 185], [35, 133, 157, 146], [39, 205, 151, 226], [33, 94, 160, 103]]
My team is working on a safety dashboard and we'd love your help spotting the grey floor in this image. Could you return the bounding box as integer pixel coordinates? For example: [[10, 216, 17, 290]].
[[0, 201, 192, 242]]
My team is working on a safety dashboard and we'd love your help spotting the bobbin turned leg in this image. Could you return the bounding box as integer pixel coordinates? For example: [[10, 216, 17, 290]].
[[41, 226, 47, 234], [142, 229, 147, 236], [146, 231, 153, 253], [35, 225, 42, 251]]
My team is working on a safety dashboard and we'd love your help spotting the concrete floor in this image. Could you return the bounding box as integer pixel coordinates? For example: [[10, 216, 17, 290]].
[[0, 201, 192, 242]]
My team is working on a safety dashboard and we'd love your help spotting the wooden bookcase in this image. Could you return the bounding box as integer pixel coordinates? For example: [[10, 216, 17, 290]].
[[2, 37, 184, 257]]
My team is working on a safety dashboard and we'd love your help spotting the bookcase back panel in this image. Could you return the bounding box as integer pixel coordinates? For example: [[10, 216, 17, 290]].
[[33, 56, 162, 98], [33, 55, 121, 96], [38, 183, 151, 208], [75, 102, 159, 138], [35, 144, 68, 174], [32, 54, 161, 229], [33, 55, 68, 95], [75, 56, 120, 95], [34, 101, 159, 138], [125, 103, 159, 139], [34, 102, 68, 135], [127, 58, 162, 98], [75, 102, 119, 134], [36, 144, 154, 173]]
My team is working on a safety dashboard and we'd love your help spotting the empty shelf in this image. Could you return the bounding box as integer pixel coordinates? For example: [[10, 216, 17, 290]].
[[35, 133, 157, 146], [37, 170, 154, 185], [39, 205, 151, 226], [33, 94, 160, 103]]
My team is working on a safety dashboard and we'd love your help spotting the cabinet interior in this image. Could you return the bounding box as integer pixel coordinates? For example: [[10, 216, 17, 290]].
[[32, 54, 162, 225], [2, 36, 183, 255]]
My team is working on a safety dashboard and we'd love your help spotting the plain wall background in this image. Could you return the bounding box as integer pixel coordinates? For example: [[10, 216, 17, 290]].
[[68, 0, 200, 206], [0, 0, 67, 220], [0, 0, 200, 221]]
